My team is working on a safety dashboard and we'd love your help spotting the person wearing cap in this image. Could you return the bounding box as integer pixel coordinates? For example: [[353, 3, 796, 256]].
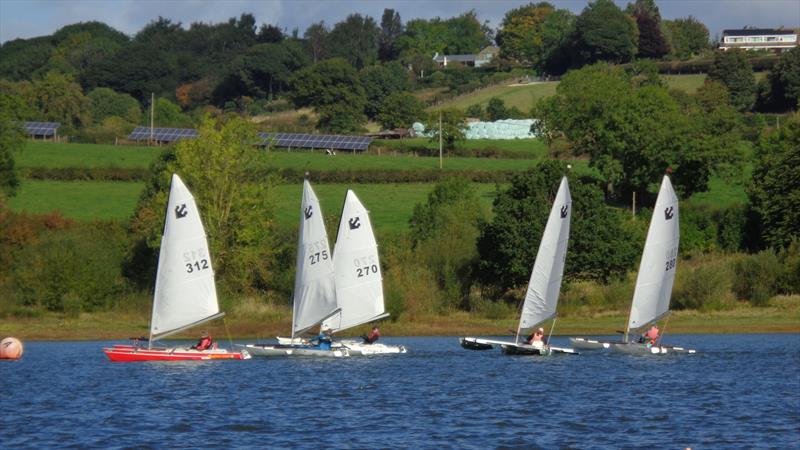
[[361, 326, 380, 344], [192, 331, 213, 350], [526, 327, 545, 347]]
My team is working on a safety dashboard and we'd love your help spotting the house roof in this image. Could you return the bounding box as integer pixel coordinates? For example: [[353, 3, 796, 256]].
[[723, 28, 797, 36]]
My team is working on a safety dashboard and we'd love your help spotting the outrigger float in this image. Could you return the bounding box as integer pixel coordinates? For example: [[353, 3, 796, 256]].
[[103, 174, 249, 362], [460, 176, 577, 356]]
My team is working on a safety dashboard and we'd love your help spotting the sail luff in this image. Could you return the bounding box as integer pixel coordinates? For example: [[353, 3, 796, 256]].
[[517, 177, 572, 333], [626, 175, 680, 332]]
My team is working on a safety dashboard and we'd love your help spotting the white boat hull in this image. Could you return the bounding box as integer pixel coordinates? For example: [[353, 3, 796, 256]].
[[336, 340, 407, 355], [238, 344, 349, 358], [610, 342, 697, 355], [569, 337, 614, 350]]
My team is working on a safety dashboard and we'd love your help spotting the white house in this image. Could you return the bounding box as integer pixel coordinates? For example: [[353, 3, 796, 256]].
[[433, 46, 500, 68], [720, 28, 798, 53]]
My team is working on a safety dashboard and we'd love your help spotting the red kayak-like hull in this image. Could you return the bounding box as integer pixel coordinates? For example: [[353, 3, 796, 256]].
[[103, 344, 249, 362]]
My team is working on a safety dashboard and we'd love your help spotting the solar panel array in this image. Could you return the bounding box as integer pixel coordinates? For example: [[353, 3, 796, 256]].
[[23, 122, 60, 137], [128, 127, 199, 142], [258, 133, 372, 151]]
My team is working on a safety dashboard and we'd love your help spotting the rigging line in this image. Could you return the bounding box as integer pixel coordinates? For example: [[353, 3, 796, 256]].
[[656, 314, 671, 348], [547, 316, 557, 348], [223, 317, 234, 350]]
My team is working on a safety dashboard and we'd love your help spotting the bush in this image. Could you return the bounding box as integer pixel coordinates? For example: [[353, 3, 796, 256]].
[[732, 251, 781, 306], [672, 260, 734, 310]]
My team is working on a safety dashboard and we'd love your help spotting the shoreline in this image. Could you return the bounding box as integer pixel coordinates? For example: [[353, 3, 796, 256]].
[[3, 305, 798, 341]]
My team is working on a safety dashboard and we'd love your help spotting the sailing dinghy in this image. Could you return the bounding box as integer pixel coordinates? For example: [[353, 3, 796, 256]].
[[103, 174, 250, 362], [569, 175, 696, 355], [320, 189, 406, 355], [460, 176, 577, 356], [241, 180, 348, 357]]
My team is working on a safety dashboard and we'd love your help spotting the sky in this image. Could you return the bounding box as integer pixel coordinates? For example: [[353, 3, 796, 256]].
[[1, 0, 798, 44]]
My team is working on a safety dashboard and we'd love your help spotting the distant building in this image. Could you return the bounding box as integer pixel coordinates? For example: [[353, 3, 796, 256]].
[[720, 28, 798, 53], [433, 46, 500, 68]]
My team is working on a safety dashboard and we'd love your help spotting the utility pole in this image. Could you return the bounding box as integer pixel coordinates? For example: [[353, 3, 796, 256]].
[[439, 109, 443, 170], [150, 93, 155, 145], [632, 191, 636, 218]]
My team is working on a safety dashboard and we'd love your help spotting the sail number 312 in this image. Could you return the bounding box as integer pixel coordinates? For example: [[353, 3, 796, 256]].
[[186, 259, 209, 273]]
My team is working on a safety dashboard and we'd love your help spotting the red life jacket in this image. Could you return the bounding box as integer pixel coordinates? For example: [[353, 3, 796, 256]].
[[197, 336, 212, 350]]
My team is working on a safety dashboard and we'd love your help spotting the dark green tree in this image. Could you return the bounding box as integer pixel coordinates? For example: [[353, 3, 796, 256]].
[[289, 58, 367, 132], [0, 36, 54, 81], [748, 113, 800, 249], [223, 40, 310, 100], [378, 9, 403, 62], [377, 92, 424, 129], [630, 0, 670, 58], [573, 0, 638, 64], [328, 14, 380, 69], [663, 16, 709, 59], [538, 8, 577, 75], [477, 161, 639, 288], [486, 97, 508, 121], [257, 24, 285, 43], [360, 62, 410, 119], [767, 47, 800, 110], [708, 50, 756, 111], [88, 88, 142, 123], [0, 111, 24, 197]]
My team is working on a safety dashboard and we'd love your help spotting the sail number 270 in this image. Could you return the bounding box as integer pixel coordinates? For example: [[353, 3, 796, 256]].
[[354, 255, 379, 278]]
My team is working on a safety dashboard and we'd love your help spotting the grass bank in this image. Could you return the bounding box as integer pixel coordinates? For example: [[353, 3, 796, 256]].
[[2, 296, 797, 341]]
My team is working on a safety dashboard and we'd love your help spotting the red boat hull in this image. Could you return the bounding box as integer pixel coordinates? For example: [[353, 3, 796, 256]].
[[103, 344, 248, 362]]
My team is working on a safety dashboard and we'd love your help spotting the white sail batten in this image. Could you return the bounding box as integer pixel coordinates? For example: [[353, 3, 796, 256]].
[[626, 175, 680, 333], [150, 174, 220, 340], [292, 180, 339, 336], [323, 190, 386, 333], [518, 176, 572, 332]]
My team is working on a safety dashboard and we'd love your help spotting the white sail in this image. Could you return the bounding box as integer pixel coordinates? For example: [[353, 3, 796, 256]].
[[323, 190, 387, 333], [150, 174, 222, 340], [292, 180, 338, 336], [626, 175, 680, 333], [518, 176, 572, 332]]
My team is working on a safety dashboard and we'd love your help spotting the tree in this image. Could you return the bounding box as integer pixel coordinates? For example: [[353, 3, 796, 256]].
[[328, 14, 380, 69], [31, 71, 91, 131], [486, 97, 508, 121], [257, 24, 285, 43], [409, 177, 485, 308], [289, 58, 367, 132], [424, 108, 466, 150], [748, 113, 800, 249], [379, 9, 403, 62], [377, 92, 424, 129], [573, 0, 638, 64], [708, 50, 757, 111], [223, 40, 310, 100], [477, 160, 639, 289], [0, 36, 56, 81], [88, 88, 142, 123], [538, 9, 577, 75], [630, 0, 670, 58], [152, 98, 192, 128], [768, 47, 800, 110], [496, 2, 556, 63], [303, 21, 329, 63], [0, 112, 24, 197], [535, 63, 742, 198], [663, 16, 709, 60], [360, 62, 410, 119], [396, 12, 490, 60], [129, 116, 277, 292]]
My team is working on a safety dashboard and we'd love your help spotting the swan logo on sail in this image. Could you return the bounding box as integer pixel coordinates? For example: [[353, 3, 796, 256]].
[[348, 217, 361, 230], [560, 205, 568, 218], [175, 204, 188, 219], [304, 205, 313, 219], [664, 206, 674, 220]]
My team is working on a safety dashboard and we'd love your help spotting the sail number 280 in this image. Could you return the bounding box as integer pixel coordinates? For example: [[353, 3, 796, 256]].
[[664, 246, 678, 272]]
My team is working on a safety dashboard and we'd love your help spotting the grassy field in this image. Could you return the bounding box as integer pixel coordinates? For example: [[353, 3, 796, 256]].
[[3, 296, 797, 340], [375, 137, 548, 157], [8, 180, 144, 221], [274, 182, 499, 232], [16, 142, 161, 169]]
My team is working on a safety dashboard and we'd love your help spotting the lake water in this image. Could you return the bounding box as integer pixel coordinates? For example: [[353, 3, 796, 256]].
[[1, 334, 799, 449]]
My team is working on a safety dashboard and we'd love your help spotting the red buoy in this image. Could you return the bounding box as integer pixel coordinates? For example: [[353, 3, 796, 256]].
[[0, 337, 23, 360]]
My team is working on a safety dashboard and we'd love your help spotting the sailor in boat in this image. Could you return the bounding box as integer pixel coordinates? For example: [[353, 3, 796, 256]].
[[192, 331, 213, 350], [638, 325, 660, 346], [309, 328, 333, 350], [526, 327, 546, 348], [361, 326, 380, 344]]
